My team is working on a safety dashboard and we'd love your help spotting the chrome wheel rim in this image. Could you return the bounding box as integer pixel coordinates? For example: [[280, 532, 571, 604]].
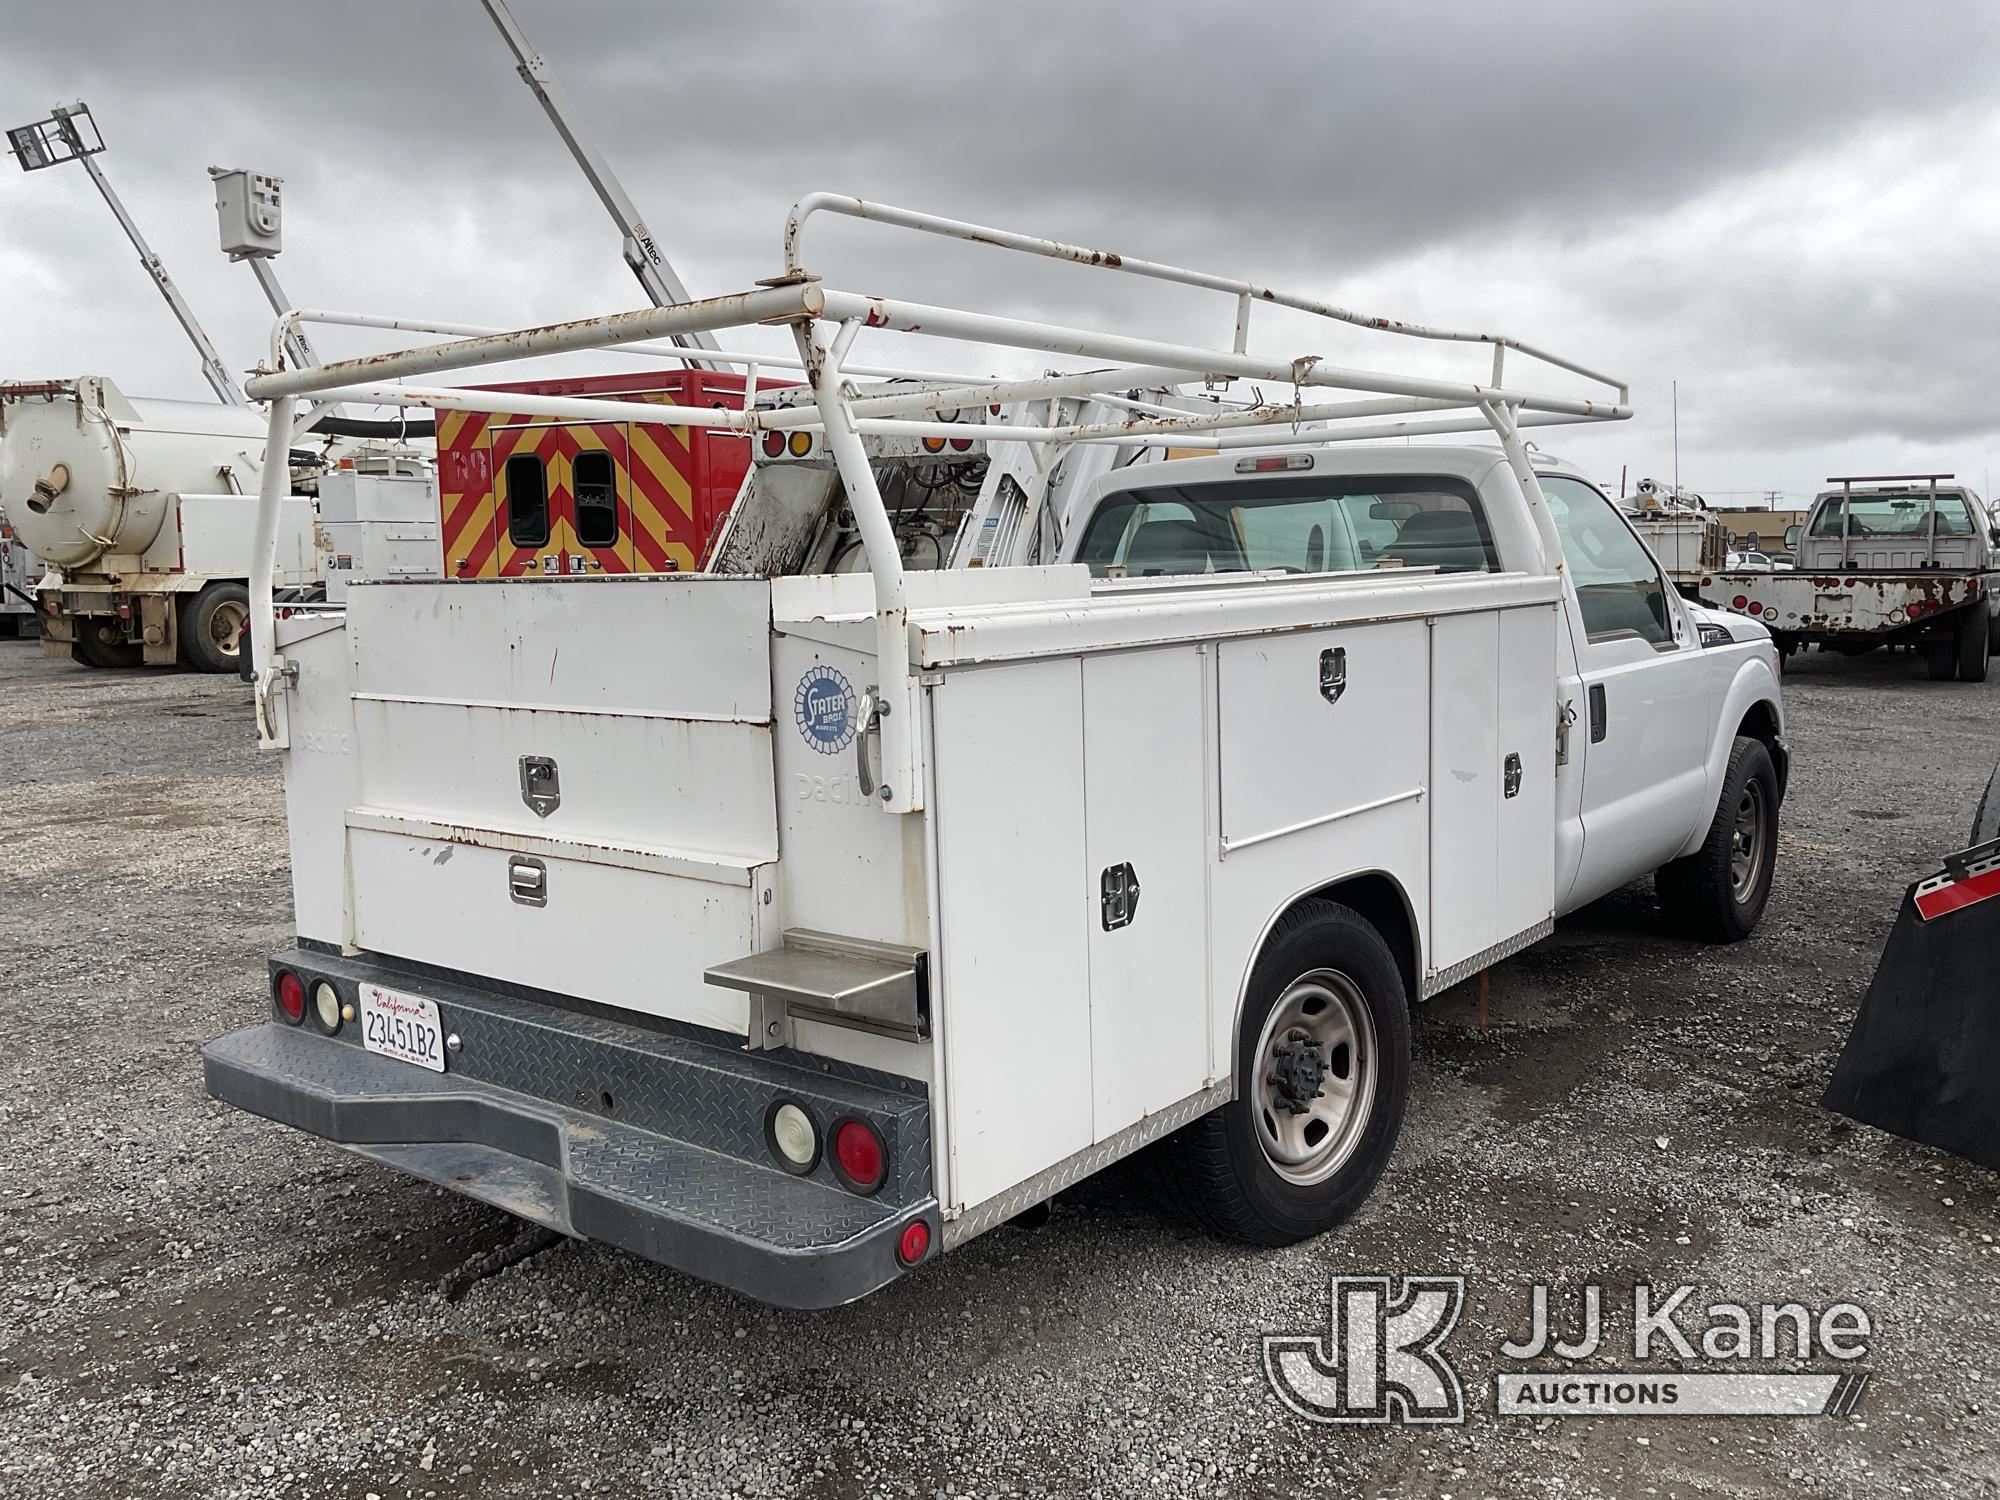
[[1252, 968, 1377, 1186], [209, 599, 248, 659], [1729, 779, 1768, 904]]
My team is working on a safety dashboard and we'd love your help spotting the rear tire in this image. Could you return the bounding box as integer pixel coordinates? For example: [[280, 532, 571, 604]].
[[1157, 899, 1410, 1246], [1958, 608, 1990, 684], [1926, 637, 1958, 681], [70, 619, 142, 669], [1656, 736, 1779, 943], [180, 582, 250, 674]]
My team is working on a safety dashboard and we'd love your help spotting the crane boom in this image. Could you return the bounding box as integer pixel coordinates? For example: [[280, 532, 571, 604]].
[[478, 0, 721, 366]]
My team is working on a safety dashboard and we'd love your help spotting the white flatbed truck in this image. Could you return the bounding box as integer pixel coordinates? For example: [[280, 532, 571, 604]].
[[204, 200, 1787, 1306]]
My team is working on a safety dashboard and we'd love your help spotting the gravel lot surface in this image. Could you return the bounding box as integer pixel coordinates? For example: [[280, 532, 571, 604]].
[[1, 638, 1996, 1499]]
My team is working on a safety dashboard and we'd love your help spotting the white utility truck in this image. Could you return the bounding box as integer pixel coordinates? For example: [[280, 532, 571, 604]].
[[204, 200, 1787, 1307], [1704, 473, 1998, 681]]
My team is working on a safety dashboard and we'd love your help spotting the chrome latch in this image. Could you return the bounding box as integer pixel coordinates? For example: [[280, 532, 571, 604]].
[[519, 755, 560, 818], [1100, 863, 1142, 930], [1503, 752, 1523, 799], [509, 856, 547, 907], [1318, 646, 1347, 704]]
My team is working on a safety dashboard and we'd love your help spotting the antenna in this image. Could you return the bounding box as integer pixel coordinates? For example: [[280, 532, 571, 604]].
[[7, 102, 248, 405], [1671, 379, 1680, 501]]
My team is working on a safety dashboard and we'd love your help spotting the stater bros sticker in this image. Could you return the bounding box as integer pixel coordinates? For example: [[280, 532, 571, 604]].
[[358, 983, 446, 1073]]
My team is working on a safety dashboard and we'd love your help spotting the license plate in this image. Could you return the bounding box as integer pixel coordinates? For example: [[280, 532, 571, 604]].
[[358, 983, 446, 1073], [1815, 593, 1852, 614]]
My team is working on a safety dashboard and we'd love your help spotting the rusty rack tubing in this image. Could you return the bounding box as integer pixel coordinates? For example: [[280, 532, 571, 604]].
[[247, 194, 1632, 817]]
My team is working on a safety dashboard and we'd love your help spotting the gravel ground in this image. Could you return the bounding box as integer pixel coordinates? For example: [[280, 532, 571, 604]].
[[1, 637, 1996, 1500]]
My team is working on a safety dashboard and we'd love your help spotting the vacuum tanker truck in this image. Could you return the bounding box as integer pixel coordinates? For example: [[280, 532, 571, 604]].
[[0, 376, 323, 670]]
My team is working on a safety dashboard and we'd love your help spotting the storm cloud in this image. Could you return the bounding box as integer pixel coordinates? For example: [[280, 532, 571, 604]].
[[3, 1, 1997, 501]]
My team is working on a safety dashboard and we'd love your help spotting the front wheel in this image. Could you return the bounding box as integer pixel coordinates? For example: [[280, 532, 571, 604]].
[[1656, 736, 1779, 942], [1157, 899, 1410, 1246]]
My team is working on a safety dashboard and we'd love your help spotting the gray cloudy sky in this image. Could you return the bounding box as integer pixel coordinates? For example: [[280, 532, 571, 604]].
[[3, 1, 1998, 504]]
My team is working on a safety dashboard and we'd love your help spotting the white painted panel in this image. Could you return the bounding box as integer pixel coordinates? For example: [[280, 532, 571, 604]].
[[348, 576, 771, 720], [1083, 647, 1211, 1131], [1496, 606, 1558, 941], [352, 700, 776, 863], [1428, 613, 1500, 972], [348, 829, 757, 1035], [931, 658, 1093, 1210], [1218, 620, 1427, 850], [278, 620, 359, 947]]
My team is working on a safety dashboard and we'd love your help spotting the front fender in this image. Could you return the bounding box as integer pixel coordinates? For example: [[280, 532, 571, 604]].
[[1673, 647, 1785, 861]]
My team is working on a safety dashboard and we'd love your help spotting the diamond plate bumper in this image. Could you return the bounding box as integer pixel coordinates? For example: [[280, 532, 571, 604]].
[[204, 949, 937, 1309]]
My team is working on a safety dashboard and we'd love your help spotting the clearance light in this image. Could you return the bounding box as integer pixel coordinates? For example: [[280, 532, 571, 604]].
[[831, 1118, 886, 1195], [897, 1220, 930, 1266], [275, 971, 306, 1025], [761, 430, 785, 458], [767, 1101, 820, 1173], [1235, 454, 1313, 473], [311, 981, 342, 1034], [787, 430, 814, 458]]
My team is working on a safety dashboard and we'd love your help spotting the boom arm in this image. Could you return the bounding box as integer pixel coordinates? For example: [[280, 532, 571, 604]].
[[478, 0, 721, 366]]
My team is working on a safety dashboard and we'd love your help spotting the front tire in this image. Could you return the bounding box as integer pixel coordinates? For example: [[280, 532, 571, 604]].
[[1158, 900, 1410, 1246], [180, 582, 250, 674], [1656, 736, 1779, 942]]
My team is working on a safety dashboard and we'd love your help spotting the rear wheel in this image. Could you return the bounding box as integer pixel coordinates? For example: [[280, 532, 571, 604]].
[[70, 618, 142, 669], [1657, 736, 1779, 942], [1927, 636, 1959, 681], [1157, 900, 1410, 1246], [180, 582, 250, 674], [1958, 608, 1990, 684]]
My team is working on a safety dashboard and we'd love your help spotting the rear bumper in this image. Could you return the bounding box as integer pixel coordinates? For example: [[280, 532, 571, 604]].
[[205, 949, 937, 1310], [1702, 570, 1993, 639]]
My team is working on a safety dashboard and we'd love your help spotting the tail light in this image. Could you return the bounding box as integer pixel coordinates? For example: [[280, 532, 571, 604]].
[[922, 435, 948, 454], [897, 1220, 930, 1267], [787, 431, 814, 458], [948, 437, 974, 452], [1731, 595, 1748, 610], [831, 1118, 886, 1195], [275, 970, 306, 1025], [760, 430, 785, 458], [1748, 601, 1763, 615]]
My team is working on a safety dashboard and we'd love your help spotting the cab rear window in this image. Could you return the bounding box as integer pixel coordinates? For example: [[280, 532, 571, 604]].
[[505, 454, 550, 548], [1074, 474, 1498, 579]]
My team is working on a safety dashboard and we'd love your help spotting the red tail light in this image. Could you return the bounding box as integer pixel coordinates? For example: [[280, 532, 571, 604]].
[[761, 430, 785, 458], [275, 970, 306, 1025], [897, 1220, 930, 1266], [949, 436, 974, 451], [1731, 595, 1748, 610], [831, 1119, 886, 1195]]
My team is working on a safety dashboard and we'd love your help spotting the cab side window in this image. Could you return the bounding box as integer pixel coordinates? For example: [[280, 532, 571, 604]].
[[1537, 475, 1675, 648]]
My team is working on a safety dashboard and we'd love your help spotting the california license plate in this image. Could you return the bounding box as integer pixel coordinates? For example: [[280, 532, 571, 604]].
[[358, 983, 446, 1073]]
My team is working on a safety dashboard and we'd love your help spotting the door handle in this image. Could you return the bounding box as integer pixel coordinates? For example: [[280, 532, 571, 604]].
[[1588, 683, 1607, 743], [855, 685, 884, 799]]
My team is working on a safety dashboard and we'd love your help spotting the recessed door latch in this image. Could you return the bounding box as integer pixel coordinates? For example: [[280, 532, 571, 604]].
[[509, 856, 547, 907], [1319, 646, 1347, 704], [519, 755, 560, 818], [1101, 863, 1142, 930], [1503, 752, 1523, 799]]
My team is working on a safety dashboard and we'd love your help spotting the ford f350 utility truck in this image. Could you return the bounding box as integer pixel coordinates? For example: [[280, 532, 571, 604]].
[[1703, 473, 1998, 681], [203, 197, 1786, 1308]]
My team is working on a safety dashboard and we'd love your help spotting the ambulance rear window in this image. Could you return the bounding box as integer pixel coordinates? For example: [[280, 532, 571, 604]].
[[506, 454, 549, 547], [574, 452, 617, 548]]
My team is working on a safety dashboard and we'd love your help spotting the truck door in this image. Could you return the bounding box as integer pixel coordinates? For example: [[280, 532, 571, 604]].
[[1537, 475, 1716, 909], [492, 423, 636, 576]]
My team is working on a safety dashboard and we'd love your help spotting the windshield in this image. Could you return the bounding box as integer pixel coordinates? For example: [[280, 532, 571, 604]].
[[1809, 492, 1976, 537], [1072, 473, 1499, 579]]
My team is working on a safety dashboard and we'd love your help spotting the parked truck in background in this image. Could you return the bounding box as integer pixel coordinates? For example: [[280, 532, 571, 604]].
[[1702, 473, 1998, 681], [1621, 475, 1730, 596], [201, 198, 1787, 1308], [0, 506, 40, 637]]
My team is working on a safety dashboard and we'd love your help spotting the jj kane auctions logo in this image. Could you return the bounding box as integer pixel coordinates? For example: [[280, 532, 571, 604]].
[[1265, 1277, 1873, 1424]]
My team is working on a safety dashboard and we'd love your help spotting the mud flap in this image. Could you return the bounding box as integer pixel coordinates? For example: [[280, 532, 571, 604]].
[[1822, 831, 2000, 1173]]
